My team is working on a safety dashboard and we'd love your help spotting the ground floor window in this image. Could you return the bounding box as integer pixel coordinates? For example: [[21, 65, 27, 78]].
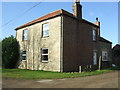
[[102, 51, 108, 61], [41, 48, 48, 62], [22, 50, 26, 61], [93, 51, 97, 65]]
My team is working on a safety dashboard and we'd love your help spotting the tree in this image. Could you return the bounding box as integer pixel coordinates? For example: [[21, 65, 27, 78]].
[[0, 40, 2, 68], [2, 35, 19, 68]]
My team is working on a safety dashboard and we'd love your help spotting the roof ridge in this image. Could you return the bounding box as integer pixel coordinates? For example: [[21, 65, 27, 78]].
[[15, 9, 99, 30], [15, 9, 64, 30]]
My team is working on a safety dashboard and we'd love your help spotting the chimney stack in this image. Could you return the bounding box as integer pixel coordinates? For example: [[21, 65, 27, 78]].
[[94, 18, 100, 26], [94, 17, 100, 36], [75, 0, 80, 3], [73, 0, 82, 20]]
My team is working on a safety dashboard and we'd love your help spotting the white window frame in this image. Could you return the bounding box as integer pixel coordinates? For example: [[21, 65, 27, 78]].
[[93, 51, 97, 65], [23, 29, 28, 40], [102, 51, 108, 61], [93, 29, 96, 41], [22, 50, 26, 61], [41, 48, 48, 62], [42, 23, 49, 37]]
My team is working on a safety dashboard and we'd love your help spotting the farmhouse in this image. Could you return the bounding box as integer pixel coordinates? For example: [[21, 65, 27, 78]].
[[15, 0, 112, 72]]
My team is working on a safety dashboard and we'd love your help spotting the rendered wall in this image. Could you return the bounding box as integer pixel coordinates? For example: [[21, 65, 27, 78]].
[[16, 16, 62, 72]]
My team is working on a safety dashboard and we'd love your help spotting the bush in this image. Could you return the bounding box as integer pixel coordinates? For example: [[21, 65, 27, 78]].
[[2, 35, 19, 68]]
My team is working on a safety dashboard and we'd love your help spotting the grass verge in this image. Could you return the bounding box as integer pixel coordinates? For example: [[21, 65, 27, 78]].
[[2, 67, 118, 79]]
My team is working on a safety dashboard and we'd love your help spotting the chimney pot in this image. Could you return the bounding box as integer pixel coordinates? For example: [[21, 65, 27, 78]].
[[96, 18, 98, 21], [94, 17, 100, 36], [75, 0, 80, 3]]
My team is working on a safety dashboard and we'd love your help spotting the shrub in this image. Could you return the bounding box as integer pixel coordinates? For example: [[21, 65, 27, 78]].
[[2, 35, 19, 68]]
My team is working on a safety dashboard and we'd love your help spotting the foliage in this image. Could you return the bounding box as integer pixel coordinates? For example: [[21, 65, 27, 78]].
[[112, 46, 120, 66], [2, 69, 113, 79], [107, 66, 120, 70], [2, 35, 19, 68], [0, 40, 2, 68]]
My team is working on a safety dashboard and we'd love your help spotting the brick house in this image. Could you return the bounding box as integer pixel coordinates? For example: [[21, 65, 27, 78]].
[[112, 44, 120, 67], [15, 1, 112, 72]]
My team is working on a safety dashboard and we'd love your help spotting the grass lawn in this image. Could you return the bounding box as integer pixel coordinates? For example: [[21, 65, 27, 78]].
[[2, 67, 119, 79]]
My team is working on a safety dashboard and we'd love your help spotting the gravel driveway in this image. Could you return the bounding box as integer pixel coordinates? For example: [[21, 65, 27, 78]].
[[2, 71, 119, 88]]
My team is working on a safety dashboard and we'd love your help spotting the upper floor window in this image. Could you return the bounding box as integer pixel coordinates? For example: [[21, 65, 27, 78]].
[[22, 50, 26, 61], [41, 48, 48, 62], [42, 23, 49, 37], [93, 29, 97, 41], [23, 30, 28, 40], [102, 51, 108, 61]]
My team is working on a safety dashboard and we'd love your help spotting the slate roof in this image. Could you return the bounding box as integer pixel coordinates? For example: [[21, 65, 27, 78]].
[[99, 37, 112, 44], [113, 44, 120, 50]]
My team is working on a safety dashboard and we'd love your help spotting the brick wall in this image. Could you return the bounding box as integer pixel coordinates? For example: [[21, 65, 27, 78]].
[[63, 15, 99, 72]]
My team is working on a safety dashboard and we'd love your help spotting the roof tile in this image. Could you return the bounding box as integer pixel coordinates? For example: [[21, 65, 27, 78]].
[[15, 9, 99, 30], [99, 37, 112, 44]]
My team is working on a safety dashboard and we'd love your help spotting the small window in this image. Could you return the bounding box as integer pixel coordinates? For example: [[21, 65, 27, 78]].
[[93, 30, 96, 41], [93, 51, 97, 65], [41, 48, 48, 62], [42, 23, 49, 37], [23, 30, 28, 40], [102, 51, 108, 61], [22, 50, 26, 61]]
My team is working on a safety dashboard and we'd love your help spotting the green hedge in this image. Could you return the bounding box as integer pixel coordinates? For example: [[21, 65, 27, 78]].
[[2, 35, 19, 68]]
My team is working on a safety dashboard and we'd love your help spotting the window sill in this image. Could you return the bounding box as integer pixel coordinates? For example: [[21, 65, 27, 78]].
[[102, 60, 109, 62], [42, 36, 49, 38], [22, 60, 26, 61], [41, 61, 48, 63], [93, 40, 97, 42], [22, 40, 27, 42]]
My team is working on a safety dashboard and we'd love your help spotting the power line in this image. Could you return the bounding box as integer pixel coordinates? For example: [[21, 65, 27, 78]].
[[1, 2, 42, 28]]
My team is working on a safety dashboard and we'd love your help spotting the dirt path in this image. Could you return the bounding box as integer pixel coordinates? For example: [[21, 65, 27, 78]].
[[2, 71, 119, 88]]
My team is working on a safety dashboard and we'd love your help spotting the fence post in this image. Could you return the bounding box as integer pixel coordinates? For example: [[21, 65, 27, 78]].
[[79, 66, 82, 73], [98, 56, 102, 70]]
